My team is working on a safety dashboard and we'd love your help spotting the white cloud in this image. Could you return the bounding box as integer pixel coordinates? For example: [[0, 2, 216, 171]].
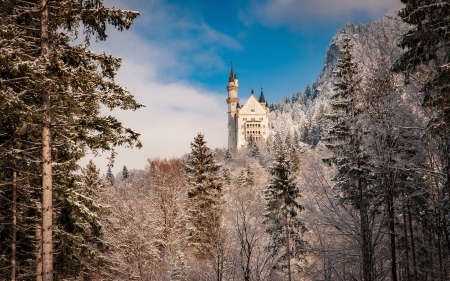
[[246, 0, 404, 29], [79, 0, 234, 174]]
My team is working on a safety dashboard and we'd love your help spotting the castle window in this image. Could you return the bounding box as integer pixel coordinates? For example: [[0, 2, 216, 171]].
[[263, 132, 265, 135], [259, 118, 263, 121], [251, 109, 255, 112], [251, 118, 255, 121], [263, 125, 265, 128], [243, 118, 247, 121]]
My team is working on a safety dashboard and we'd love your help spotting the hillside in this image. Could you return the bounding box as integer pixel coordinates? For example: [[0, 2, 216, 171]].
[[269, 15, 409, 146]]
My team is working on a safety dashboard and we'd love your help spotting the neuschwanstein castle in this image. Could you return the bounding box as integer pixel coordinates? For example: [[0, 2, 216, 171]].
[[227, 66, 270, 150]]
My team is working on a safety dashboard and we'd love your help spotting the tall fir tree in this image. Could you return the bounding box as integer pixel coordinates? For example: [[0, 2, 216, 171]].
[[106, 166, 115, 186], [0, 1, 142, 279], [54, 160, 107, 279], [263, 135, 306, 281], [393, 1, 450, 266], [185, 133, 223, 256], [323, 37, 374, 281], [122, 165, 129, 180]]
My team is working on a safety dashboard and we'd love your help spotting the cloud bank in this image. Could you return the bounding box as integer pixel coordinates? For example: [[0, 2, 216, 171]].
[[245, 0, 404, 29]]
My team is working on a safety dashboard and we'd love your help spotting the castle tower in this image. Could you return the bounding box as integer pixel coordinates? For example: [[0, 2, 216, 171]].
[[227, 66, 239, 150]]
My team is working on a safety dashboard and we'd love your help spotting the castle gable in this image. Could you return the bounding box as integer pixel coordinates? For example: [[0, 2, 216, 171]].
[[239, 95, 266, 115]]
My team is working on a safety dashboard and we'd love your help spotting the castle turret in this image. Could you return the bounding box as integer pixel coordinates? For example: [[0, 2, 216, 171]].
[[227, 65, 239, 150]]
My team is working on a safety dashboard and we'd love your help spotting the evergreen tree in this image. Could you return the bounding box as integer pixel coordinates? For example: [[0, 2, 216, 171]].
[[54, 160, 107, 279], [221, 167, 232, 186], [185, 133, 223, 255], [393, 2, 450, 266], [323, 37, 373, 281], [122, 165, 129, 180], [238, 164, 254, 187], [247, 135, 261, 158], [263, 136, 306, 281], [224, 149, 232, 162], [304, 84, 312, 99], [106, 166, 115, 186], [0, 1, 141, 279]]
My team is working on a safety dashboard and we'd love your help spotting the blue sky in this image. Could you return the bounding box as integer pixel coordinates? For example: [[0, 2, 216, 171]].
[[86, 0, 404, 174]]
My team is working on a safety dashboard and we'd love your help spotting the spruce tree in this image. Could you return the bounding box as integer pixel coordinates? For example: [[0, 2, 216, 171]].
[[238, 164, 254, 187], [106, 166, 115, 186], [185, 133, 223, 255], [323, 37, 373, 281], [263, 136, 306, 281], [0, 1, 142, 279], [122, 165, 129, 180], [393, 1, 450, 262], [54, 160, 107, 279]]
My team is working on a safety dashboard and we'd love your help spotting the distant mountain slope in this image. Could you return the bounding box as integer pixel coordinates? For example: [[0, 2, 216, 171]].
[[269, 15, 409, 146]]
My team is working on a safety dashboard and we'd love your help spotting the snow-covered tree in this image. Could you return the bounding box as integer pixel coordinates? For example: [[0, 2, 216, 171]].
[[238, 164, 254, 187], [323, 37, 374, 281], [393, 2, 450, 279], [264, 135, 307, 281], [0, 1, 142, 279], [53, 160, 107, 279], [122, 165, 129, 181], [185, 133, 224, 256], [146, 158, 190, 278]]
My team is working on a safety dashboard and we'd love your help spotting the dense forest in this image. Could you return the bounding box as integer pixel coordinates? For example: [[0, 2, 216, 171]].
[[1, 0, 450, 280]]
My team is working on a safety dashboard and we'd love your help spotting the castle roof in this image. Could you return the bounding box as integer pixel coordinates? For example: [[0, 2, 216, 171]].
[[258, 87, 266, 103], [228, 66, 238, 82]]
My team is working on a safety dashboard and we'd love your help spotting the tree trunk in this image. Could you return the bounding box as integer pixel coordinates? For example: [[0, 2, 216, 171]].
[[358, 177, 370, 281], [285, 212, 292, 281], [402, 200, 410, 281], [40, 0, 53, 280], [36, 222, 42, 281], [386, 177, 398, 281], [11, 170, 17, 281], [407, 205, 418, 281]]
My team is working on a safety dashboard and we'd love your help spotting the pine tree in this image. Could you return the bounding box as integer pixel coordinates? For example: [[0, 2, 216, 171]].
[[185, 133, 223, 255], [122, 165, 129, 180], [106, 166, 115, 186], [54, 160, 107, 279], [238, 164, 254, 187], [263, 136, 306, 281], [0, 1, 142, 279], [323, 37, 373, 281], [393, 2, 450, 267]]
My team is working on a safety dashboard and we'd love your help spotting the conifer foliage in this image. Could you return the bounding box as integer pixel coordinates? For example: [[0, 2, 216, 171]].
[[264, 134, 306, 281], [393, 0, 450, 222], [323, 37, 374, 281], [0, 0, 141, 279], [185, 133, 223, 255]]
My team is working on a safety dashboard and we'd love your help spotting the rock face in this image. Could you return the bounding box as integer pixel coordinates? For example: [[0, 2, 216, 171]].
[[269, 16, 409, 146]]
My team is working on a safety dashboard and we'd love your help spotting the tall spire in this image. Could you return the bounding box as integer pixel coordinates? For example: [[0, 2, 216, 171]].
[[229, 62, 238, 82], [258, 86, 266, 103]]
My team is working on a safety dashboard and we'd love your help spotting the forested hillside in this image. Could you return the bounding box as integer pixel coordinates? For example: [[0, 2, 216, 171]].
[[269, 16, 411, 147], [2, 1, 450, 280]]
